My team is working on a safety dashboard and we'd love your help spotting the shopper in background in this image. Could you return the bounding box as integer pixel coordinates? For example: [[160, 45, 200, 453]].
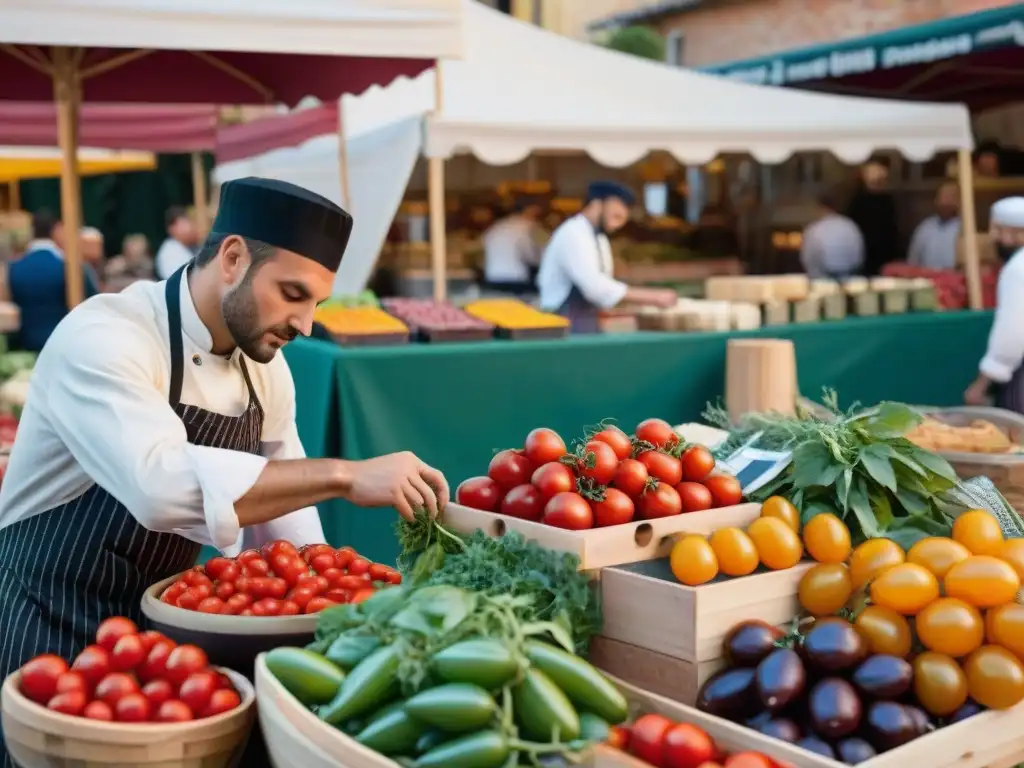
[[482, 195, 544, 294], [105, 234, 155, 291], [799, 190, 864, 279], [965, 197, 1024, 408], [155, 205, 199, 279], [907, 181, 960, 270], [845, 157, 901, 276], [537, 180, 677, 333], [80, 227, 106, 291]]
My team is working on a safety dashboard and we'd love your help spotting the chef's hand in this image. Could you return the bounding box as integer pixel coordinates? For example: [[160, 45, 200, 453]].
[[964, 376, 992, 406], [344, 451, 450, 521], [651, 289, 679, 309]]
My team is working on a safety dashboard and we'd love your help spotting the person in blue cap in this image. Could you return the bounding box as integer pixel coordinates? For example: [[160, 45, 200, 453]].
[[0, 178, 448, 765], [536, 180, 677, 333]]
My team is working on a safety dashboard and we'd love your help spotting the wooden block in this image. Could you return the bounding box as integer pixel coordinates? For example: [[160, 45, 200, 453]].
[[587, 636, 722, 706], [881, 289, 909, 314], [820, 294, 847, 320], [849, 292, 880, 316]]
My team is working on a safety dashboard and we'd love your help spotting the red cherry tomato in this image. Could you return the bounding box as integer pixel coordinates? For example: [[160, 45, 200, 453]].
[[368, 563, 390, 582], [455, 476, 504, 511], [348, 557, 371, 577], [137, 640, 175, 683], [638, 451, 683, 486], [141, 678, 175, 708], [613, 458, 650, 498], [336, 574, 370, 591], [608, 725, 631, 750], [592, 488, 635, 527], [675, 481, 714, 513], [310, 553, 335, 574], [242, 559, 270, 578], [543, 492, 594, 530], [320, 567, 344, 586], [94, 672, 139, 707], [287, 585, 318, 610], [204, 556, 236, 581], [630, 713, 674, 767], [384, 571, 403, 585], [488, 449, 535, 490], [137, 630, 169, 655], [200, 688, 242, 718], [155, 699, 194, 723], [19, 654, 69, 703], [635, 418, 678, 449], [47, 690, 87, 716], [531, 462, 576, 500], [115, 692, 151, 723], [111, 633, 147, 672], [160, 580, 188, 605], [224, 593, 252, 615], [279, 600, 301, 616], [305, 596, 336, 614], [176, 587, 204, 610], [325, 589, 351, 604], [523, 428, 567, 465], [179, 670, 218, 715], [704, 474, 743, 508], [236, 549, 262, 563], [593, 426, 633, 461], [219, 562, 241, 582], [639, 482, 683, 519], [577, 440, 619, 485], [251, 598, 283, 617], [54, 671, 89, 697], [265, 578, 289, 599], [182, 568, 213, 588], [215, 673, 234, 691], [197, 597, 226, 614], [261, 540, 299, 561], [301, 543, 334, 563], [95, 616, 139, 653], [240, 609, 254, 616], [724, 753, 775, 768], [233, 576, 251, 595], [679, 445, 716, 482], [214, 581, 236, 601], [245, 577, 274, 599], [663, 723, 716, 768], [500, 483, 545, 521], [70, 645, 111, 688], [164, 645, 209, 686], [333, 547, 356, 569], [83, 700, 114, 721], [350, 588, 376, 604]]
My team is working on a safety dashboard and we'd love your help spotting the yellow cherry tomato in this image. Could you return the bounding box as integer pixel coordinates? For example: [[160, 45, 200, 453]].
[[798, 562, 853, 617], [849, 538, 905, 589], [670, 535, 719, 586], [760, 496, 800, 532], [907, 537, 971, 580], [854, 605, 912, 658], [952, 510, 1004, 555], [944, 555, 1022, 609], [869, 562, 939, 616], [746, 517, 804, 571], [914, 597, 984, 657], [964, 645, 1024, 710], [986, 603, 1024, 660], [802, 513, 852, 564], [709, 527, 759, 577], [997, 538, 1024, 582], [913, 652, 969, 717]]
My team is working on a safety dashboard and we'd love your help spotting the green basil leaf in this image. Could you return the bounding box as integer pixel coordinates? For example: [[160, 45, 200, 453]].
[[858, 443, 898, 493], [907, 447, 958, 483], [869, 491, 894, 532], [848, 478, 881, 539], [836, 468, 853, 509], [863, 402, 923, 439], [895, 488, 931, 518], [790, 441, 838, 489]]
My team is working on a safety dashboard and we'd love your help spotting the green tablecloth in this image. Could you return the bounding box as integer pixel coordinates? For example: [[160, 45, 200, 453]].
[[283, 311, 994, 563]]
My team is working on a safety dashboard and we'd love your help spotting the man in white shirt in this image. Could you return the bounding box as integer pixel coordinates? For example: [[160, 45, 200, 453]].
[[800, 191, 865, 279], [0, 179, 448, 759], [966, 197, 1024, 409], [482, 197, 544, 293], [155, 205, 199, 279], [907, 181, 961, 270], [537, 181, 676, 333]]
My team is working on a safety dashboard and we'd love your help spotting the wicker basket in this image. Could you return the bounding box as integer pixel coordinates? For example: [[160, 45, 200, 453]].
[[2, 667, 254, 767]]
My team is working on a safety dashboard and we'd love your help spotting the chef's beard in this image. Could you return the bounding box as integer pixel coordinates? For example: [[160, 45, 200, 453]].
[[996, 242, 1021, 264], [222, 279, 297, 364]]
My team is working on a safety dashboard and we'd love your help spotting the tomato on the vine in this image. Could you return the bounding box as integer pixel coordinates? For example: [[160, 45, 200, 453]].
[[501, 484, 545, 521], [592, 426, 632, 461], [675, 482, 713, 513], [523, 428, 567, 465], [578, 440, 619, 485], [629, 713, 674, 767], [19, 654, 68, 703], [543, 492, 594, 530], [639, 482, 682, 519], [455, 476, 503, 511], [679, 445, 715, 482], [531, 462, 576, 500], [635, 419, 678, 449], [613, 458, 650, 498], [592, 488, 635, 527], [638, 451, 682, 486], [703, 474, 742, 508], [488, 449, 535, 490]]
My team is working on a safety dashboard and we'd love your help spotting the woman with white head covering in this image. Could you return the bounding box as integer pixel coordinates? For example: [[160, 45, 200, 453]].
[[965, 197, 1024, 408]]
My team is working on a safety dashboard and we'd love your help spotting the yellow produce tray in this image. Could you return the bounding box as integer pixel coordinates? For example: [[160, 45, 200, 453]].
[[314, 307, 408, 335], [464, 298, 569, 334]]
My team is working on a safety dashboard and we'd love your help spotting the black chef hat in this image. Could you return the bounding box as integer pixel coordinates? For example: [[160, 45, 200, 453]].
[[586, 180, 636, 206], [212, 177, 353, 271]]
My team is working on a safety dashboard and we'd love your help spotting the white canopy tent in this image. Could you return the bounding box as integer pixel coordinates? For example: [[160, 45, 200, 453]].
[[215, 0, 980, 304]]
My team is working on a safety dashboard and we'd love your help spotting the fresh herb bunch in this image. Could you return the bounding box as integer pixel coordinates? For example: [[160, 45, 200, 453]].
[[395, 512, 601, 655]]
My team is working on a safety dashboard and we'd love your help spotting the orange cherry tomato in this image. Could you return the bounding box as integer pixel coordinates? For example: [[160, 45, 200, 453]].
[[998, 538, 1024, 581], [708, 528, 759, 577], [914, 597, 984, 657], [802, 513, 851, 564], [985, 603, 1024, 660], [760, 496, 800, 532], [798, 562, 853, 617], [849, 538, 904, 588], [746, 517, 803, 571], [854, 605, 912, 658], [944, 555, 1021, 609], [913, 651, 968, 717], [964, 645, 1024, 710], [870, 563, 939, 616], [952, 510, 1004, 555], [670, 536, 719, 586]]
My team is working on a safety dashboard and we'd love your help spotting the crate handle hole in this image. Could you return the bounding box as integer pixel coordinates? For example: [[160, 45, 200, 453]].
[[658, 535, 675, 550], [634, 524, 653, 547], [493, 519, 507, 537]]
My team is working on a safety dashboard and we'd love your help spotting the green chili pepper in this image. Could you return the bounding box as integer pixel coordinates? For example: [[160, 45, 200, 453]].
[[431, 638, 520, 690], [512, 667, 580, 742], [265, 647, 345, 706], [414, 730, 510, 768], [319, 645, 400, 725], [524, 639, 628, 724], [356, 705, 430, 755], [405, 683, 498, 733]]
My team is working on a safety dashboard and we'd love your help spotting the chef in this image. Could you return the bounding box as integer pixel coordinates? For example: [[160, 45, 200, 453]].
[[536, 181, 677, 333], [0, 178, 448, 761], [965, 197, 1024, 409]]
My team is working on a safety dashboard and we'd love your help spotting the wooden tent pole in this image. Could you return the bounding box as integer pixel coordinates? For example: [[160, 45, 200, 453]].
[[191, 152, 210, 237], [53, 46, 84, 308], [957, 148, 982, 310], [337, 98, 352, 209], [428, 63, 447, 302]]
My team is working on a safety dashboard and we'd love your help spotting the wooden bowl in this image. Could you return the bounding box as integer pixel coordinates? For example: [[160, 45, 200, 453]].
[[2, 667, 255, 767], [141, 574, 318, 676], [255, 653, 397, 768]]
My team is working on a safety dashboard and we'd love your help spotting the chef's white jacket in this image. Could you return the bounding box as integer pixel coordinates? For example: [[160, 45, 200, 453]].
[[980, 246, 1024, 383], [0, 276, 326, 555], [536, 214, 628, 311]]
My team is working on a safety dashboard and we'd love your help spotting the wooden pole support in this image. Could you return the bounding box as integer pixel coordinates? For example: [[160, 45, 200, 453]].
[[53, 46, 84, 309], [428, 63, 448, 303], [191, 152, 210, 238], [957, 149, 982, 311]]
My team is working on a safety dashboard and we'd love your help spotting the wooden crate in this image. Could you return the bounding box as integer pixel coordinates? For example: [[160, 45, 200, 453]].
[[587, 635, 723, 706], [441, 502, 764, 571], [881, 289, 909, 314], [587, 676, 1024, 768], [849, 292, 880, 316], [599, 557, 813, 663]]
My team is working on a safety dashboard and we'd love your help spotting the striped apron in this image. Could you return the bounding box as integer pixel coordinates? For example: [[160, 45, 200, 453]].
[[0, 266, 264, 765]]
